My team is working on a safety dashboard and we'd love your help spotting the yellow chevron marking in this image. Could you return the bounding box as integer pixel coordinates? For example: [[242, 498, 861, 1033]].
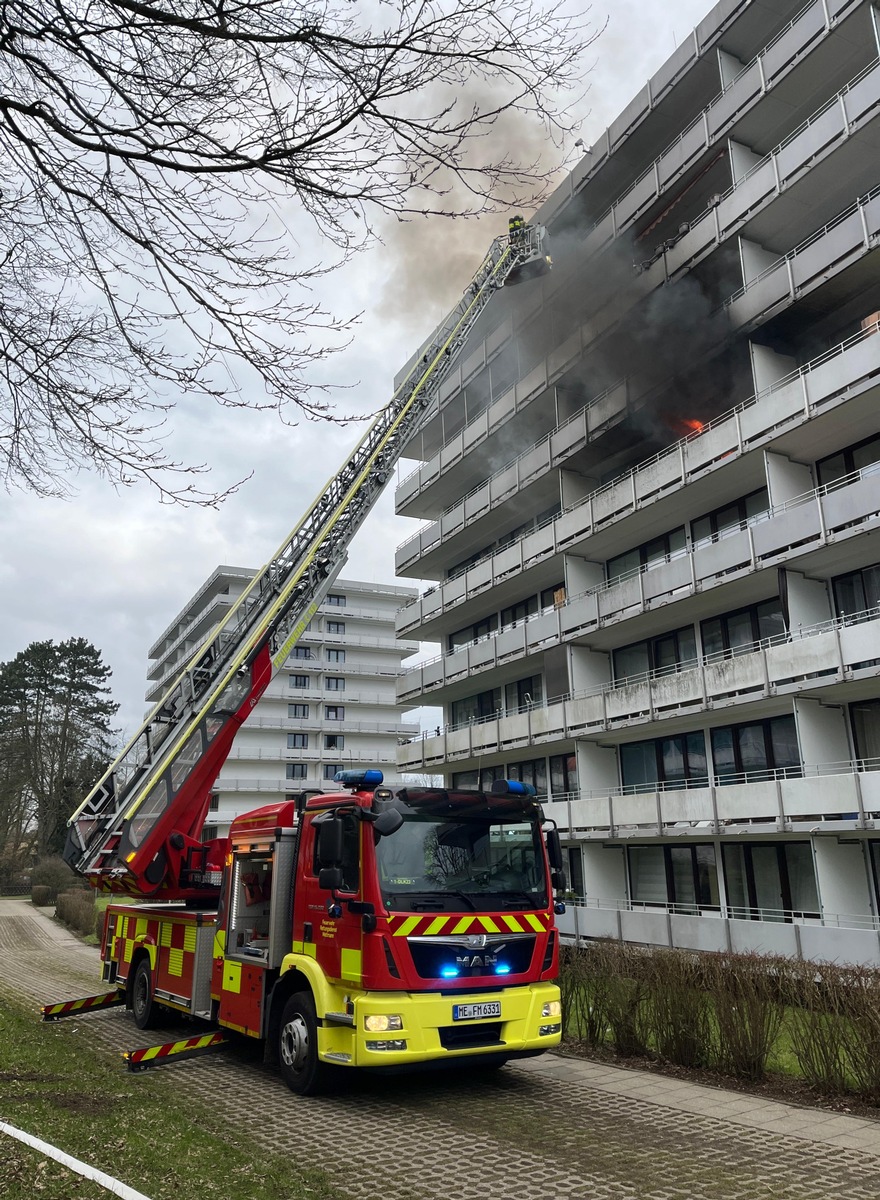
[[424, 916, 448, 936], [479, 916, 500, 933], [183, 926, 197, 954], [393, 916, 420, 937], [503, 915, 524, 932], [525, 914, 544, 931], [167, 948, 184, 977], [451, 917, 472, 935], [141, 1046, 160, 1061]]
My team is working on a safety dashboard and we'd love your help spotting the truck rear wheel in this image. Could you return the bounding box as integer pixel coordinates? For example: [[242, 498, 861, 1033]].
[[131, 959, 159, 1030], [278, 992, 331, 1096]]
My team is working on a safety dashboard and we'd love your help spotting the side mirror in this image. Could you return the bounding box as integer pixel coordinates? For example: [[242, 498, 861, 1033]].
[[318, 866, 344, 891], [317, 816, 344, 867], [373, 809, 404, 838], [545, 828, 564, 871], [551, 869, 567, 892]]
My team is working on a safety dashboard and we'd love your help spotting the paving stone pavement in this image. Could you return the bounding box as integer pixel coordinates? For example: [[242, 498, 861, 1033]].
[[3, 897, 880, 1199]]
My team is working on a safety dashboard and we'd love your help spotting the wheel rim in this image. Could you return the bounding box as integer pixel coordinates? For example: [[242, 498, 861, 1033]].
[[133, 970, 148, 1019], [280, 1013, 310, 1073]]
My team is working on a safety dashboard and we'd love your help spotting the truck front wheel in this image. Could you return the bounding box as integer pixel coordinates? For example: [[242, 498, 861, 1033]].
[[278, 992, 331, 1096], [131, 959, 159, 1030]]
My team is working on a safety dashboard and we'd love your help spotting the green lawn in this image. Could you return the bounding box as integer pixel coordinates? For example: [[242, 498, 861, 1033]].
[[0, 995, 349, 1200]]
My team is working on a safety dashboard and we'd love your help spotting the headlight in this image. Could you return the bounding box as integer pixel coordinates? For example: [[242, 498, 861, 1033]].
[[541, 1000, 562, 1018], [366, 1039, 407, 1052], [364, 1014, 403, 1032]]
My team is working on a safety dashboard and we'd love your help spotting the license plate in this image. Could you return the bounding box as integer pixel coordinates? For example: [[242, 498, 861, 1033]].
[[452, 1002, 501, 1021]]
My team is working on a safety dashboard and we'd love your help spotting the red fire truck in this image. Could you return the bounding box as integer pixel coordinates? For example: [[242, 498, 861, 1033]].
[[45, 221, 564, 1094]]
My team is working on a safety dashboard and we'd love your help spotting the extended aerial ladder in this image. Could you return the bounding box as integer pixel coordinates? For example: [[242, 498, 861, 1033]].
[[63, 221, 550, 903]]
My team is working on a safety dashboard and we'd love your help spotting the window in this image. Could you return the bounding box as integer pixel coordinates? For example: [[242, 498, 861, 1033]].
[[324, 734, 344, 750], [817, 432, 880, 487], [832, 563, 880, 619], [606, 526, 686, 583], [701, 598, 785, 659], [628, 844, 719, 911], [311, 810, 359, 892], [504, 675, 543, 712], [691, 488, 769, 545], [613, 625, 697, 682], [450, 687, 501, 726], [292, 646, 312, 659], [325, 705, 345, 720], [289, 674, 308, 689], [541, 582, 567, 609], [202, 824, 219, 841], [722, 842, 818, 919], [286, 763, 307, 780], [288, 733, 309, 749], [327, 620, 345, 634], [323, 764, 345, 780], [288, 703, 309, 719], [620, 732, 708, 792], [549, 753, 578, 799], [449, 613, 498, 652], [506, 757, 546, 796], [326, 594, 346, 607], [208, 794, 219, 812], [326, 648, 345, 663], [710, 716, 800, 783], [325, 676, 345, 691], [850, 700, 880, 763], [566, 846, 585, 899], [451, 766, 505, 791], [501, 595, 538, 629]]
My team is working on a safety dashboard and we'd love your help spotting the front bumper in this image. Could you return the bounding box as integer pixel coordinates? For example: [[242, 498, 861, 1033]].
[[318, 982, 561, 1068]]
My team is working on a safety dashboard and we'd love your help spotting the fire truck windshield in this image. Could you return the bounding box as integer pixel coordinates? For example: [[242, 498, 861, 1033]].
[[376, 813, 548, 912]]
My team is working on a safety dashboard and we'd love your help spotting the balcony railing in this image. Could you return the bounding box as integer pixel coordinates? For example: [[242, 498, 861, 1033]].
[[567, 895, 880, 931]]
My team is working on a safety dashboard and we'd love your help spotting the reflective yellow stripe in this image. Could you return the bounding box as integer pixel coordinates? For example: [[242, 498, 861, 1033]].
[[479, 916, 500, 933], [424, 916, 448, 936], [393, 916, 420, 937], [135, 918, 147, 940], [503, 915, 524, 932], [160, 925, 173, 947], [183, 926, 197, 954], [525, 914, 544, 931], [451, 917, 472, 935], [123, 940, 133, 963], [167, 948, 184, 977]]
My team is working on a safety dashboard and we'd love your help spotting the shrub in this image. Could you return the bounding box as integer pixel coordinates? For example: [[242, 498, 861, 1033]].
[[31, 885, 52, 907], [645, 949, 711, 1068], [602, 943, 651, 1058], [31, 856, 81, 901], [705, 952, 786, 1081], [841, 966, 880, 1100], [559, 941, 610, 1046], [787, 961, 851, 1095], [56, 888, 97, 938]]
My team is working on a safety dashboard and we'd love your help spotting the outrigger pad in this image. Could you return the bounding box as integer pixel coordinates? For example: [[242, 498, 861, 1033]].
[[41, 992, 124, 1021], [123, 1031, 230, 1072]]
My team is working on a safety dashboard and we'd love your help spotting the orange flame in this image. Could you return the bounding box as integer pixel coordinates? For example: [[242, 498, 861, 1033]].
[[680, 418, 704, 435]]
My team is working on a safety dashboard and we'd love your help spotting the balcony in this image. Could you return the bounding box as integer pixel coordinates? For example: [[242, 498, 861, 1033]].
[[396, 325, 880, 627], [556, 896, 880, 967]]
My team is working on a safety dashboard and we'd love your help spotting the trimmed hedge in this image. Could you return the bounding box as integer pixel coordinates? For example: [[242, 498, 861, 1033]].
[[55, 889, 97, 938], [560, 940, 880, 1097]]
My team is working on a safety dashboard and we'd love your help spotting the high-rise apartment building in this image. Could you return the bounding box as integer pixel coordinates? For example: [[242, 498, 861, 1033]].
[[146, 569, 419, 834], [394, 0, 880, 964]]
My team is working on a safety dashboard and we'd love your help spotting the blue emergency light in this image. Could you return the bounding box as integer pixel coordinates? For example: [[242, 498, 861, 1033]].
[[491, 779, 536, 797], [334, 769, 384, 789]]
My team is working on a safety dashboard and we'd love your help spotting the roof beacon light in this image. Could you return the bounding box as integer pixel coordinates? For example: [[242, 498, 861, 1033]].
[[491, 779, 537, 797], [334, 769, 384, 790]]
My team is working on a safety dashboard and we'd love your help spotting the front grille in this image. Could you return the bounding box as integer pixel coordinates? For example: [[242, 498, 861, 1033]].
[[439, 1022, 504, 1051], [408, 935, 535, 980]]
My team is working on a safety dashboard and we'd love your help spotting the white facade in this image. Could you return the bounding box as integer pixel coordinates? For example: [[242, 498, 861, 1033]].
[[146, 570, 419, 833], [394, 0, 880, 964]]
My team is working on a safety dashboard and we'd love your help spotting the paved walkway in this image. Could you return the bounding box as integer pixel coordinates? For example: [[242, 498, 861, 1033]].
[[3, 896, 880, 1199]]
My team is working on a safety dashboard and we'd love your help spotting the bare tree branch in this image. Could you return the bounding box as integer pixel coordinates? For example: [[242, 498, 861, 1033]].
[[0, 0, 599, 502]]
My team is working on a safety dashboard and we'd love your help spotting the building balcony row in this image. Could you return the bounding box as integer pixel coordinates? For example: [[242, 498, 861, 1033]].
[[397, 464, 880, 706], [397, 609, 880, 769], [221, 744, 403, 765], [396, 325, 880, 628], [550, 758, 880, 838], [239, 715, 420, 737], [556, 895, 880, 968]]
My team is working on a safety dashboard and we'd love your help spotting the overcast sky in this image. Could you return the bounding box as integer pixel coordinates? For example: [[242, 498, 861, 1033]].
[[0, 0, 713, 738]]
